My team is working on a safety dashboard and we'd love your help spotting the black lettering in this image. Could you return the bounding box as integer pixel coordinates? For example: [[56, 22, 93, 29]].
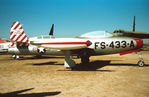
[[101, 42, 106, 49], [115, 41, 120, 48], [95, 42, 99, 49], [109, 41, 114, 48], [121, 41, 127, 48], [130, 40, 135, 48]]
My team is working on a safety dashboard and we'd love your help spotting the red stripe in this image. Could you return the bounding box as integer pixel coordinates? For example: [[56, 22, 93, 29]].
[[10, 35, 16, 40], [14, 23, 20, 30], [11, 22, 16, 27], [119, 49, 140, 55], [15, 31, 24, 41], [33, 42, 90, 45], [10, 31, 13, 35], [25, 39, 29, 43], [11, 43, 15, 47], [133, 38, 143, 49], [20, 35, 27, 42]]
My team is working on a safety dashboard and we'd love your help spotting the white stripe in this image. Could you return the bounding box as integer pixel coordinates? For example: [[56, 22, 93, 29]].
[[12, 27, 24, 41], [13, 34, 20, 41], [10, 22, 19, 31], [22, 37, 28, 42], [18, 33, 26, 41], [10, 32, 15, 39], [19, 29, 24, 33], [14, 24, 22, 32]]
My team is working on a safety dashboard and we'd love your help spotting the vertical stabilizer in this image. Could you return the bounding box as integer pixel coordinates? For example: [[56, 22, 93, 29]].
[[10, 21, 29, 43], [49, 24, 54, 36], [133, 16, 136, 32]]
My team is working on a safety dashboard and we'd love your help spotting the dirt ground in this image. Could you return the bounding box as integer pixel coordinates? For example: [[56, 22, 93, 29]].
[[0, 51, 149, 97]]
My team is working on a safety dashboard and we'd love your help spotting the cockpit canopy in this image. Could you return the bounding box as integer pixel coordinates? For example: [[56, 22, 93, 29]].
[[80, 31, 113, 38]]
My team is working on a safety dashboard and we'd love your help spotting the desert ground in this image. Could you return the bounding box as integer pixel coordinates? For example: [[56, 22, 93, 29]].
[[0, 51, 149, 97]]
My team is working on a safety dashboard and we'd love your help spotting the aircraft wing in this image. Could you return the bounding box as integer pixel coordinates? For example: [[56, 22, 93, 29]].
[[113, 30, 149, 39]]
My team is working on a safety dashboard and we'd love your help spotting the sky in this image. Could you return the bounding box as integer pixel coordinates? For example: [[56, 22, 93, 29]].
[[0, 0, 149, 39]]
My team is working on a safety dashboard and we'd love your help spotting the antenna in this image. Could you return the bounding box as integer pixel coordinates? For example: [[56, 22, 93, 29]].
[[49, 24, 54, 35], [133, 16, 136, 32]]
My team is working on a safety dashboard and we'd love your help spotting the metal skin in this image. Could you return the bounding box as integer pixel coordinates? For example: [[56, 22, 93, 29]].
[[31, 37, 142, 55], [88, 37, 141, 55], [7, 21, 147, 68], [0, 42, 11, 53], [27, 36, 143, 68], [7, 44, 64, 56]]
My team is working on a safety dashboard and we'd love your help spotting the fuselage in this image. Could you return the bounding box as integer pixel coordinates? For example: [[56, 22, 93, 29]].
[[1, 31, 143, 57]]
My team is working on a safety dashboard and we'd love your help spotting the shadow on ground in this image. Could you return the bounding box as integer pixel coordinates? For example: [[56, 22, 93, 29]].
[[31, 59, 149, 71], [58, 60, 149, 71], [22, 56, 64, 60], [0, 88, 61, 97], [32, 61, 58, 66]]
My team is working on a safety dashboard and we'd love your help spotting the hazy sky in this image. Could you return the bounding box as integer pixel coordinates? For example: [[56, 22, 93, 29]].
[[0, 0, 149, 39]]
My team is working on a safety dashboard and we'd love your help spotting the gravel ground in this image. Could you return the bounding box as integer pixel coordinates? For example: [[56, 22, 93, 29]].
[[0, 51, 149, 97]]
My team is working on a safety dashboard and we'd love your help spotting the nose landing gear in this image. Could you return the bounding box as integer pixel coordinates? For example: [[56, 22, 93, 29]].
[[137, 52, 145, 67]]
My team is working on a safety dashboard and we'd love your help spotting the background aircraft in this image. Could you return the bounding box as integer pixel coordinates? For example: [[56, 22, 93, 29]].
[[0, 24, 55, 59], [10, 18, 149, 69]]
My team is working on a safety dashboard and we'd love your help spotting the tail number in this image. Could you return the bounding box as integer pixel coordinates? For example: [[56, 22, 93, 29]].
[[95, 41, 135, 49]]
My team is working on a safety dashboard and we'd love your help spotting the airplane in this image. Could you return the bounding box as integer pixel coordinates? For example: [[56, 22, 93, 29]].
[[10, 17, 149, 69], [0, 24, 55, 59], [0, 38, 10, 53]]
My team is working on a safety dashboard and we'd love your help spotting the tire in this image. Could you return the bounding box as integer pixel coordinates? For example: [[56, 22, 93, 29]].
[[15, 55, 20, 60], [81, 56, 90, 64], [137, 60, 145, 67]]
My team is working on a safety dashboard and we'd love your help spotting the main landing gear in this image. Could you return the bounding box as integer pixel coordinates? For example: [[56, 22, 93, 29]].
[[64, 55, 76, 70], [137, 52, 145, 67], [12, 55, 21, 59], [80, 56, 90, 64]]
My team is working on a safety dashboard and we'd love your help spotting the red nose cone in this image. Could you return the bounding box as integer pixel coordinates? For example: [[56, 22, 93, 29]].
[[133, 38, 143, 49]]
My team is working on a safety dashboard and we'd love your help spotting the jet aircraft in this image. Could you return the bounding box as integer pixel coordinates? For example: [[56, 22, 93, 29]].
[[10, 17, 149, 68]]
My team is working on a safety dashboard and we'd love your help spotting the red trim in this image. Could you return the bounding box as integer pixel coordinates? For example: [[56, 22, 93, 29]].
[[14, 23, 20, 30], [20, 35, 27, 42], [10, 31, 13, 35], [33, 41, 91, 45], [25, 39, 29, 43], [15, 31, 24, 41], [0, 38, 7, 43], [10, 35, 16, 40], [11, 43, 15, 47], [119, 49, 140, 55], [11, 22, 16, 27], [133, 38, 143, 49]]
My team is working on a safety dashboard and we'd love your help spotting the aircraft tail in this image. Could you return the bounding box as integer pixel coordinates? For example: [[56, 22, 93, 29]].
[[133, 16, 136, 32], [49, 24, 54, 36], [10, 21, 29, 43]]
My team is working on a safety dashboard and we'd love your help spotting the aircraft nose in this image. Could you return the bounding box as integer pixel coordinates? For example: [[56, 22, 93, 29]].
[[133, 38, 143, 49]]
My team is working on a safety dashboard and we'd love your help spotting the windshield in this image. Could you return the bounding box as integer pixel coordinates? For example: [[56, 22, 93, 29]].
[[80, 31, 113, 37]]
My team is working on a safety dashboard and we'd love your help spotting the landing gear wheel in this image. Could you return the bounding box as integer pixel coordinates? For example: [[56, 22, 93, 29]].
[[137, 60, 145, 67], [12, 55, 16, 59], [81, 56, 90, 64], [15, 55, 20, 60]]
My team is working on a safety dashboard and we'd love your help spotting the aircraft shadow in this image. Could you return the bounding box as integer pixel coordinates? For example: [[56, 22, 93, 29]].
[[32, 61, 58, 66], [58, 60, 149, 71], [22, 56, 64, 60], [0, 88, 61, 97], [72, 60, 112, 71], [31, 60, 149, 71]]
